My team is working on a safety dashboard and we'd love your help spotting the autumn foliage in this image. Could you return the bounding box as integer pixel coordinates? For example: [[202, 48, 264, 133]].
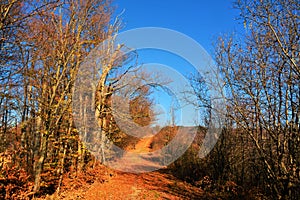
[[0, 0, 299, 199]]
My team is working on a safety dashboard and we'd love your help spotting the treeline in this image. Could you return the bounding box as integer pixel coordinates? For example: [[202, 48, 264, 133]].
[[0, 0, 151, 198], [1, 0, 112, 197], [167, 0, 299, 199], [0, 0, 156, 198]]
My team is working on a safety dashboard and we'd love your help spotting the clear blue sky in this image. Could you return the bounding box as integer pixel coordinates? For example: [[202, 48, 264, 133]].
[[112, 1, 244, 127], [114, 0, 244, 52]]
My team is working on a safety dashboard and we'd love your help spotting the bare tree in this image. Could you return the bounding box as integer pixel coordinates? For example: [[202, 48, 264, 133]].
[[215, 0, 299, 198], [17, 0, 114, 194]]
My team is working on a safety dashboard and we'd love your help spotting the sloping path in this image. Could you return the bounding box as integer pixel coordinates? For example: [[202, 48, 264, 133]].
[[108, 137, 165, 173], [59, 138, 204, 199], [83, 170, 204, 200], [60, 169, 204, 200], [129, 137, 153, 153]]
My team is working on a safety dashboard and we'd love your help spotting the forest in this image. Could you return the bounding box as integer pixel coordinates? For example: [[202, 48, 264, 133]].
[[0, 0, 299, 199]]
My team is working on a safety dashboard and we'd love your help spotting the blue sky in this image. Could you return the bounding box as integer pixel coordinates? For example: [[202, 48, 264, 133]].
[[114, 0, 244, 52], [112, 1, 245, 126]]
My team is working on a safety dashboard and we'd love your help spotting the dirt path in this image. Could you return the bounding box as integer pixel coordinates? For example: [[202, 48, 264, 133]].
[[129, 137, 153, 153], [58, 138, 204, 199], [60, 169, 204, 200], [107, 136, 165, 173], [86, 171, 204, 200]]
